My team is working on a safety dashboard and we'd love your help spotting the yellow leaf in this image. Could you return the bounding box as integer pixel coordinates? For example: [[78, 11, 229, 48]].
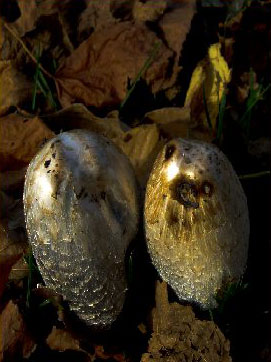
[[185, 43, 231, 130]]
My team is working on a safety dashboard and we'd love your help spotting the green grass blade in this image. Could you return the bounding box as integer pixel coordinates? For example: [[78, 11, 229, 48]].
[[238, 170, 270, 180], [31, 43, 41, 111], [217, 90, 227, 141], [120, 41, 161, 110], [38, 71, 57, 110]]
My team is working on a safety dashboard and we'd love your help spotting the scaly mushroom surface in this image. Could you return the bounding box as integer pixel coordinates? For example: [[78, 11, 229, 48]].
[[24, 130, 139, 327], [144, 138, 249, 308]]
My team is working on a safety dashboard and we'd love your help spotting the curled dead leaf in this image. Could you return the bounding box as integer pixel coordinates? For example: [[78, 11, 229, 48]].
[[0, 113, 54, 172], [8, 0, 38, 37], [158, 0, 197, 89], [46, 326, 81, 352], [42, 103, 128, 139], [113, 124, 164, 189], [185, 43, 231, 130], [0, 222, 28, 289], [78, 0, 116, 41], [133, 0, 167, 22], [144, 106, 191, 139], [0, 301, 35, 360], [55, 22, 173, 108], [0, 61, 33, 116]]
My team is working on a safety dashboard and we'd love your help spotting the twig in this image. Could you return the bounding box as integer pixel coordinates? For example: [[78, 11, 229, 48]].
[[4, 22, 55, 80]]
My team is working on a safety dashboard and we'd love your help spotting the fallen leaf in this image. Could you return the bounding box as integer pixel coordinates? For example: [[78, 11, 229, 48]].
[[55, 22, 173, 108], [144, 106, 191, 139], [110, 0, 135, 21], [9, 0, 38, 37], [133, 0, 167, 22], [0, 61, 33, 116], [142, 281, 232, 362], [46, 326, 81, 352], [185, 43, 231, 130], [37, 0, 83, 49], [0, 113, 54, 172], [0, 300, 35, 360], [0, 222, 28, 291], [113, 124, 164, 189], [42, 103, 128, 139], [78, 0, 116, 41], [158, 0, 197, 89], [95, 345, 126, 361]]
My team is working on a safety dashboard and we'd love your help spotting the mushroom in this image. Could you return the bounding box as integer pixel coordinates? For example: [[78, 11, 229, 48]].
[[144, 138, 249, 309], [24, 130, 139, 328]]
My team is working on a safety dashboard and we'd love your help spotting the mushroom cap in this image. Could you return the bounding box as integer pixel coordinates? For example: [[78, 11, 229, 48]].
[[144, 138, 249, 309], [24, 130, 139, 327]]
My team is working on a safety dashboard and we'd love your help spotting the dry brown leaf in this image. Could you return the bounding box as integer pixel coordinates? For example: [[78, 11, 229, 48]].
[[0, 61, 33, 116], [46, 326, 81, 352], [158, 0, 197, 89], [144, 106, 191, 139], [0, 301, 35, 360], [95, 345, 126, 361], [113, 124, 164, 188], [9, 0, 38, 37], [133, 0, 167, 22], [42, 103, 128, 139], [78, 0, 116, 41], [142, 281, 232, 362], [0, 222, 28, 287], [0, 113, 54, 172], [55, 22, 173, 108]]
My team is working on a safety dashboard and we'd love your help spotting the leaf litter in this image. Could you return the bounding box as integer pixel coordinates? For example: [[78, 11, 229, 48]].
[[0, 0, 270, 360]]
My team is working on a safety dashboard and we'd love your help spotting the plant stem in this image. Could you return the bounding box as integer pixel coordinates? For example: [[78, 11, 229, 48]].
[[239, 170, 270, 180], [4, 22, 55, 80]]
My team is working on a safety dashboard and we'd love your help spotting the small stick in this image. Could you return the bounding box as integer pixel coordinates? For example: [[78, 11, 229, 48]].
[[4, 22, 55, 80]]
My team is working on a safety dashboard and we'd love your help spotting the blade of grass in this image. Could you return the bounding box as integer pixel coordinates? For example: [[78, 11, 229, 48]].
[[239, 68, 271, 137], [240, 84, 271, 125], [217, 90, 227, 142], [26, 252, 34, 308], [32, 43, 41, 111], [38, 71, 58, 110], [238, 170, 270, 180], [120, 41, 161, 110]]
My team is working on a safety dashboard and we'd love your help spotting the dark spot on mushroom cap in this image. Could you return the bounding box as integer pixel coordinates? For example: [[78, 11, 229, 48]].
[[123, 133, 132, 142], [166, 209, 179, 225], [165, 144, 176, 161], [170, 176, 199, 209], [76, 187, 85, 199], [200, 181, 214, 197], [44, 160, 51, 168], [52, 152, 56, 158]]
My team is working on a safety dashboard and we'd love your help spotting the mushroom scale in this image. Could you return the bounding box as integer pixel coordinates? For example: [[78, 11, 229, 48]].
[[24, 130, 139, 328], [144, 138, 249, 309]]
